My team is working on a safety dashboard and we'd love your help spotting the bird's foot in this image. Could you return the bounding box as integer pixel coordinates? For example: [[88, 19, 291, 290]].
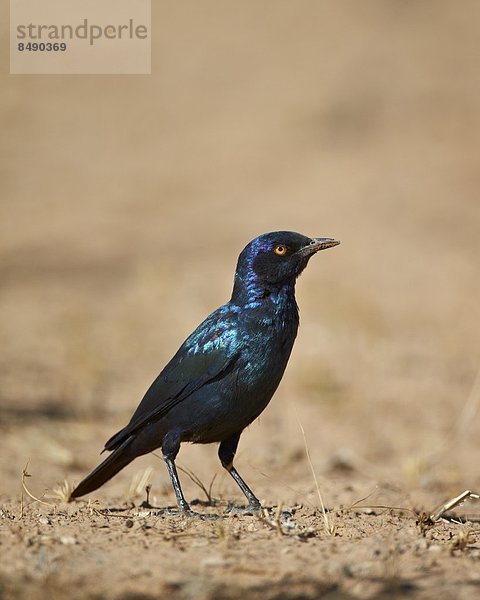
[[182, 508, 221, 521], [225, 502, 263, 516], [145, 507, 219, 520], [179, 504, 223, 521], [178, 503, 201, 518], [144, 503, 222, 520]]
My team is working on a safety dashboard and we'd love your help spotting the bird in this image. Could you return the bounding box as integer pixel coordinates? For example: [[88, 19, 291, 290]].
[[70, 231, 339, 514]]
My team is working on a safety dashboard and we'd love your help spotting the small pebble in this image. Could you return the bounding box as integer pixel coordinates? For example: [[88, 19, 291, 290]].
[[60, 536, 76, 545], [201, 556, 227, 567]]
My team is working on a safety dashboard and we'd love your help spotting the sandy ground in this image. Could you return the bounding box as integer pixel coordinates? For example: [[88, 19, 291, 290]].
[[1, 1, 480, 599]]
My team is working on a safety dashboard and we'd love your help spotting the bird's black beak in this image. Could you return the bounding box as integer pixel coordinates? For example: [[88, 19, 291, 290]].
[[299, 237, 340, 257]]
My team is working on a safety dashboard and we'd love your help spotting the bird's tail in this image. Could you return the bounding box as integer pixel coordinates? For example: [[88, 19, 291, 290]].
[[70, 437, 136, 500]]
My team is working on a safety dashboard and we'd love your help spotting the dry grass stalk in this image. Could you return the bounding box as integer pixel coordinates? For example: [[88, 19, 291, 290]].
[[177, 464, 217, 505], [47, 480, 75, 503], [429, 489, 480, 523], [21, 464, 55, 510], [125, 467, 154, 504], [294, 410, 335, 535], [151, 451, 218, 505]]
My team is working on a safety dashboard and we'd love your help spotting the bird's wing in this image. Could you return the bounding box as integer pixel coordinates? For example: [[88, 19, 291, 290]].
[[104, 304, 241, 451]]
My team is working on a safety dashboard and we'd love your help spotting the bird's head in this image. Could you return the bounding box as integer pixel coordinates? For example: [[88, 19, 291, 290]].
[[232, 231, 340, 304]]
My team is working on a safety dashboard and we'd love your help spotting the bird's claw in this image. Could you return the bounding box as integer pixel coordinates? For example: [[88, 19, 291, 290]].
[[225, 503, 263, 516], [179, 506, 222, 520], [144, 506, 221, 520]]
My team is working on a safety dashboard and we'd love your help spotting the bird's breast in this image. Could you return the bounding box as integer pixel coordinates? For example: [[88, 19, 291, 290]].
[[178, 297, 300, 444], [237, 303, 298, 398]]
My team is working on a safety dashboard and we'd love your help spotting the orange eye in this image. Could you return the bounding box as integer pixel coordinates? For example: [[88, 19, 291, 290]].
[[274, 244, 287, 256]]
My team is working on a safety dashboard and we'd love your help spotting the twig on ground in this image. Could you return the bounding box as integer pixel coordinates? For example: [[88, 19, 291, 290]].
[[176, 464, 217, 505], [429, 489, 480, 523], [21, 463, 56, 508]]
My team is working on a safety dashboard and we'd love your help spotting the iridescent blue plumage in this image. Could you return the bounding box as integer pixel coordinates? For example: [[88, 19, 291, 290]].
[[71, 231, 339, 513]]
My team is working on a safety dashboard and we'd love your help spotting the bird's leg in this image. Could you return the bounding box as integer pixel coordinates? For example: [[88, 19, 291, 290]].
[[219, 433, 262, 514], [164, 456, 192, 514], [162, 432, 194, 515], [227, 466, 262, 513], [161, 434, 222, 520]]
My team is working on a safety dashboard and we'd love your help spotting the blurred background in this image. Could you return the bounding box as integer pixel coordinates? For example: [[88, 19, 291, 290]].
[[1, 0, 479, 507]]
